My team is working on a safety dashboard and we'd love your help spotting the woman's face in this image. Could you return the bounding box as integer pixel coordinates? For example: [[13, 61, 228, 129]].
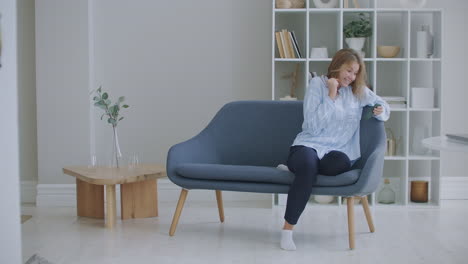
[[337, 62, 359, 88]]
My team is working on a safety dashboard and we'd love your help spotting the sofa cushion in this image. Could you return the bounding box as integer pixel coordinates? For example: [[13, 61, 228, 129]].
[[175, 163, 360, 187]]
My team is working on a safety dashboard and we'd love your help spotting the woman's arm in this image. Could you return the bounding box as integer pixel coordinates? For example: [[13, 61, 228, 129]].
[[303, 77, 336, 132], [361, 87, 390, 121]]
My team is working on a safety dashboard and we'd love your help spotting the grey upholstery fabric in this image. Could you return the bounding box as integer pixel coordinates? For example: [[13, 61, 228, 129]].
[[176, 163, 361, 187], [166, 101, 386, 197]]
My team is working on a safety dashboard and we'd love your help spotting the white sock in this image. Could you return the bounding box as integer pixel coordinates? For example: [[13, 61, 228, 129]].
[[280, 229, 296, 251]]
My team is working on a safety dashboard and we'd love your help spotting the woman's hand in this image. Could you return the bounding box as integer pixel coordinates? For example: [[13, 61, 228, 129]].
[[327, 78, 339, 99], [373, 106, 384, 116]]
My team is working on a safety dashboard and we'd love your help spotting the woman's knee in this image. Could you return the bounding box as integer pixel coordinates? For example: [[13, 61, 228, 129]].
[[287, 146, 319, 173], [319, 151, 351, 176]]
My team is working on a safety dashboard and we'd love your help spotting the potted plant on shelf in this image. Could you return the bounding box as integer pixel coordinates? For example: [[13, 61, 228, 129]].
[[343, 13, 372, 57]]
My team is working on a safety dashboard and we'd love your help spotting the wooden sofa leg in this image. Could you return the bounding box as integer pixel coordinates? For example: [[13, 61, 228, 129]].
[[169, 189, 188, 236], [347, 197, 355, 250], [215, 190, 225, 223], [361, 196, 375, 233]]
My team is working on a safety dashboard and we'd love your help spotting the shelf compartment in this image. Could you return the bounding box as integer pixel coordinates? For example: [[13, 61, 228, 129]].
[[309, 12, 340, 59], [376, 61, 408, 100], [364, 61, 374, 89], [384, 111, 407, 157], [275, 12, 307, 59], [408, 111, 441, 157], [379, 160, 406, 205], [409, 61, 441, 109], [408, 160, 441, 205], [376, 11, 409, 58], [274, 61, 307, 100], [410, 11, 442, 59], [343, 11, 375, 58], [308, 60, 330, 81]]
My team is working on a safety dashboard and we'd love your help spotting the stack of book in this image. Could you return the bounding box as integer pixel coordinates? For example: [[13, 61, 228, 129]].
[[275, 29, 302, 58], [382, 96, 407, 109]]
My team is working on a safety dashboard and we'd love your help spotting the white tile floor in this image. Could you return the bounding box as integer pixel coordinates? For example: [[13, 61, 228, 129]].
[[21, 200, 468, 264]]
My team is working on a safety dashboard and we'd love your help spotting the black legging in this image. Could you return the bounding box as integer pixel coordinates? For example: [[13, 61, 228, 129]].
[[285, 145, 351, 225]]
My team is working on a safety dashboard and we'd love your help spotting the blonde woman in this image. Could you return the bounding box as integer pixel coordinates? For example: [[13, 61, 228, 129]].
[[281, 48, 390, 250]]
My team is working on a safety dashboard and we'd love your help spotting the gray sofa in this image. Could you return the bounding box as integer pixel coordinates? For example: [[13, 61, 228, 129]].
[[166, 100, 386, 249]]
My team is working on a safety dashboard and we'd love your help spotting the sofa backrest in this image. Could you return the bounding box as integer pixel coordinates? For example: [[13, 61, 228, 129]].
[[202, 101, 384, 168], [203, 101, 303, 167]]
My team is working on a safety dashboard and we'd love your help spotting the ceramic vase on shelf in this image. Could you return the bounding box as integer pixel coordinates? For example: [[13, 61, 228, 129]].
[[345, 37, 366, 58], [110, 126, 123, 168], [416, 25, 433, 58], [313, 0, 338, 8], [378, 179, 395, 204]]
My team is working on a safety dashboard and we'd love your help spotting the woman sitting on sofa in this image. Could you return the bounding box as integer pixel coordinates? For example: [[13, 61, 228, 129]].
[[281, 48, 390, 251]]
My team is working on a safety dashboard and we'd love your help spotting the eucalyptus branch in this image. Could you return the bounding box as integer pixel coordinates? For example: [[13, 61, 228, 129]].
[[92, 86, 129, 128]]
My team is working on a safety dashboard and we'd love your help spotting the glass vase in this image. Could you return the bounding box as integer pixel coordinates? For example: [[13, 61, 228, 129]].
[[378, 178, 396, 204], [110, 126, 122, 168]]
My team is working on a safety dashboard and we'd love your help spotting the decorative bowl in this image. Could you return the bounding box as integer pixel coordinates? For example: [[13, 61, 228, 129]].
[[377, 45, 400, 58], [314, 195, 334, 204]]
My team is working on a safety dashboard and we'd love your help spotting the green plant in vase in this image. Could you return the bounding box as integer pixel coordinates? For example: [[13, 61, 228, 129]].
[[343, 13, 372, 57], [92, 86, 129, 168]]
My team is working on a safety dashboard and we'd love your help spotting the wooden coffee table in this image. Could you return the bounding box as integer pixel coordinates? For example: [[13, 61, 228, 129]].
[[63, 164, 166, 228]]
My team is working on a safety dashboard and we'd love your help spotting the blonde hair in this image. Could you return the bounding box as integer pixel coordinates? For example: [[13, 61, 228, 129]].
[[327, 48, 367, 97]]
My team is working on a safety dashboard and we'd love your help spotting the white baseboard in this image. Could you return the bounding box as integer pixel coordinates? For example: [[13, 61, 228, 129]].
[[34, 179, 271, 207], [30, 177, 468, 207], [36, 184, 78, 207]]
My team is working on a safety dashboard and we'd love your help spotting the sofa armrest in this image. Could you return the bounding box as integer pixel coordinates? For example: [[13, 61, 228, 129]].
[[166, 133, 220, 187], [352, 145, 386, 195]]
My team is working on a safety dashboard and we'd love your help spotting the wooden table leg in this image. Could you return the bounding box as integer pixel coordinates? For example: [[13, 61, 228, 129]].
[[106, 184, 117, 228], [76, 179, 104, 219], [121, 179, 158, 219]]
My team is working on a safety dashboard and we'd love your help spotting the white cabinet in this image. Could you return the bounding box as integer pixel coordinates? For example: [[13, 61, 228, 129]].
[[272, 0, 443, 207]]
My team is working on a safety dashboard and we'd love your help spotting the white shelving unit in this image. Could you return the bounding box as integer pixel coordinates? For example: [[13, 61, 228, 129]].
[[272, 0, 443, 207]]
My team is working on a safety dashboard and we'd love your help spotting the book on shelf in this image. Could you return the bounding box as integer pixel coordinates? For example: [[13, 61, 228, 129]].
[[279, 30, 290, 58], [382, 96, 407, 108], [382, 96, 405, 102], [290, 31, 302, 58], [282, 29, 296, 59], [275, 32, 286, 58], [275, 29, 301, 59]]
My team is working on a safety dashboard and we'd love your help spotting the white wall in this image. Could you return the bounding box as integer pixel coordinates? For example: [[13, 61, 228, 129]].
[[36, 0, 271, 185], [36, 0, 91, 184], [0, 0, 23, 262], [35, 0, 467, 201], [18, 0, 38, 185]]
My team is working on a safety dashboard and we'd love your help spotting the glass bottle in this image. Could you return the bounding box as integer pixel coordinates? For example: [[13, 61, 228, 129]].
[[378, 178, 395, 204]]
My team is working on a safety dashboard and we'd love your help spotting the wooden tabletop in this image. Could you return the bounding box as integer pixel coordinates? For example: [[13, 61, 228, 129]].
[[63, 164, 166, 185]]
